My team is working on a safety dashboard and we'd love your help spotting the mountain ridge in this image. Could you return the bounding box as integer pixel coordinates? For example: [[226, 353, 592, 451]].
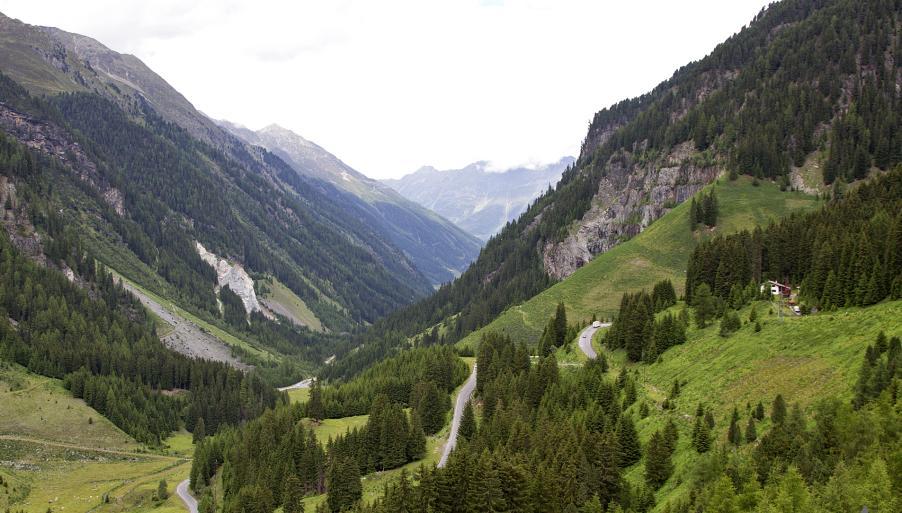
[[216, 119, 483, 285], [384, 157, 573, 241]]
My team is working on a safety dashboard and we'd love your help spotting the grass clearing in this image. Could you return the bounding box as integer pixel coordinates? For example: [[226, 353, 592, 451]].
[[259, 276, 324, 332], [457, 176, 820, 349], [0, 363, 138, 450], [287, 387, 311, 404]]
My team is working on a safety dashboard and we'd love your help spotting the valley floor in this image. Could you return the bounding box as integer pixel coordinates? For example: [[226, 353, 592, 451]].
[[0, 363, 195, 513]]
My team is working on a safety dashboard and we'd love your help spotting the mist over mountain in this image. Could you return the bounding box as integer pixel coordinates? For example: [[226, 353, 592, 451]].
[[384, 157, 573, 240]]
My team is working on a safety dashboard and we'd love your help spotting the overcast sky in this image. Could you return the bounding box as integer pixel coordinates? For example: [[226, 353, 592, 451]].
[[1, 0, 771, 179]]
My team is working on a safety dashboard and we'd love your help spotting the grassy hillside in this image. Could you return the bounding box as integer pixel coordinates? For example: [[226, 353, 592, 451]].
[[569, 299, 902, 509], [0, 362, 194, 513], [260, 276, 325, 332], [459, 176, 820, 348]]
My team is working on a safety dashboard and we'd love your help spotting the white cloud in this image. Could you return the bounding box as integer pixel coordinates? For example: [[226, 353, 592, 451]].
[[0, 0, 771, 178]]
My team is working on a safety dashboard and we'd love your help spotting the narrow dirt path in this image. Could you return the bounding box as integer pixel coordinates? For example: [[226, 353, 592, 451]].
[[0, 434, 184, 460]]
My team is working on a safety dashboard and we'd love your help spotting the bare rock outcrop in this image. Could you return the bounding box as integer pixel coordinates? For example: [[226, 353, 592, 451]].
[[196, 241, 273, 319], [543, 142, 720, 279]]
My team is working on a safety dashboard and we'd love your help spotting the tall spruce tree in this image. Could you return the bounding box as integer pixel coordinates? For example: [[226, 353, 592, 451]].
[[326, 455, 361, 513], [459, 401, 476, 441], [771, 394, 787, 425], [307, 381, 325, 422], [617, 415, 642, 467], [644, 431, 673, 489], [692, 416, 711, 453], [692, 283, 717, 328]]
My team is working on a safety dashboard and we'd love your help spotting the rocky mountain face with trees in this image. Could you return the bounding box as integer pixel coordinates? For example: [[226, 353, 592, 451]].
[[356, 0, 901, 352], [0, 10, 471, 331]]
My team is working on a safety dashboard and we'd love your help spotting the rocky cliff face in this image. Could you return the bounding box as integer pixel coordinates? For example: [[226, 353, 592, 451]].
[[542, 142, 720, 279], [196, 242, 271, 318]]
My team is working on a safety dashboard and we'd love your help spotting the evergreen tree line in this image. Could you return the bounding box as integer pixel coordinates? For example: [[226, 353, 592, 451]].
[[686, 167, 902, 310], [604, 280, 686, 362], [64, 369, 182, 444], [190, 392, 429, 513], [537, 301, 582, 357], [688, 190, 718, 230], [0, 230, 279, 444], [351, 333, 664, 513], [853, 331, 900, 408], [313, 346, 467, 419]]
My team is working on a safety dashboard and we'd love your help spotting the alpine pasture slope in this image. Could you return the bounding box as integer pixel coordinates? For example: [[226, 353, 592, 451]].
[[457, 175, 821, 349]]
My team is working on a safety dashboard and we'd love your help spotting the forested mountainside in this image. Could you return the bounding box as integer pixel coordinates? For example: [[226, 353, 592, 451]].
[[0, 11, 447, 334], [383, 158, 572, 241], [218, 121, 482, 286], [0, 203, 279, 445], [354, 0, 901, 357]]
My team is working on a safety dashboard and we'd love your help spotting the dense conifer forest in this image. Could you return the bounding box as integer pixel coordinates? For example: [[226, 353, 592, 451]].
[[686, 167, 902, 309], [0, 229, 279, 444], [190, 346, 468, 512]]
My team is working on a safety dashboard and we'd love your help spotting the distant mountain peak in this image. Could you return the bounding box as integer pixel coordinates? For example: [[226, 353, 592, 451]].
[[385, 158, 573, 240]]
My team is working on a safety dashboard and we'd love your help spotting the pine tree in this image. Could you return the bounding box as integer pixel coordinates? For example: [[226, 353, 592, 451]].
[[663, 420, 678, 456], [617, 415, 641, 467], [689, 197, 700, 231], [406, 411, 426, 461], [582, 495, 604, 513], [771, 394, 787, 425], [193, 416, 206, 444], [728, 407, 742, 445], [283, 474, 305, 513], [307, 381, 325, 422], [754, 401, 765, 420], [692, 283, 716, 328], [692, 416, 711, 453], [745, 417, 757, 443], [157, 479, 168, 501], [415, 381, 448, 435], [326, 455, 361, 513], [459, 401, 476, 441], [644, 431, 673, 489], [554, 302, 568, 347]]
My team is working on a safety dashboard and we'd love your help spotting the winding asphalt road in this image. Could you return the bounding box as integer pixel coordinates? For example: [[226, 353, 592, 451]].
[[578, 323, 611, 359], [177, 479, 198, 513], [438, 363, 477, 468]]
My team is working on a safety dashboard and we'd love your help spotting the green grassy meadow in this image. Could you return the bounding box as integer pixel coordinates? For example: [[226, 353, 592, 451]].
[[0, 363, 193, 513]]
